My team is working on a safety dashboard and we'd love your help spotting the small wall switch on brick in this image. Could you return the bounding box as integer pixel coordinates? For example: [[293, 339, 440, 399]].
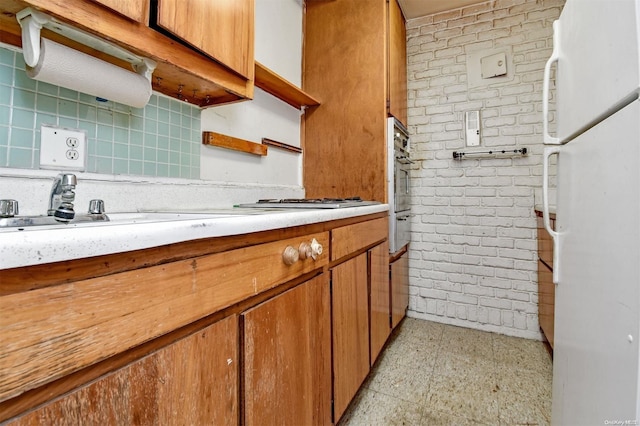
[[40, 124, 87, 171], [465, 111, 480, 147]]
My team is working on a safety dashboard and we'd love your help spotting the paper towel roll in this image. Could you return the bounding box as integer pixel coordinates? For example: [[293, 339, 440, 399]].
[[26, 38, 152, 108]]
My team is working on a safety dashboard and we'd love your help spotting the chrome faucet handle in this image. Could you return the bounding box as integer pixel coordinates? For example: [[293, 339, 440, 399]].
[[60, 173, 77, 187], [88, 199, 105, 214], [0, 199, 19, 218]]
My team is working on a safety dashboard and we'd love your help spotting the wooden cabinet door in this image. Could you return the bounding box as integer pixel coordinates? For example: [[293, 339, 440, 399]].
[[538, 260, 555, 348], [156, 0, 254, 79], [388, 0, 407, 126], [332, 253, 370, 421], [242, 274, 332, 426], [391, 251, 409, 329], [9, 316, 239, 425], [90, 0, 149, 23], [369, 241, 390, 364], [303, 0, 387, 202]]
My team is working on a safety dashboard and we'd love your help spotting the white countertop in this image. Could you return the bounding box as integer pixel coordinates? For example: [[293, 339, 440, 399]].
[[1, 204, 389, 270]]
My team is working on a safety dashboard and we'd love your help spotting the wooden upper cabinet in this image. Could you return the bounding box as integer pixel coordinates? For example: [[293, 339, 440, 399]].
[[0, 0, 253, 106], [90, 0, 149, 23], [155, 0, 255, 80], [388, 0, 407, 126]]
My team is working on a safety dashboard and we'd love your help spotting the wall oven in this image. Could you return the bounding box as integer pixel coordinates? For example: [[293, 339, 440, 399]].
[[387, 117, 411, 254]]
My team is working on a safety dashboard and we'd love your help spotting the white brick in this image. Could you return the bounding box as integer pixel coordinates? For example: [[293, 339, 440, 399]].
[[499, 247, 535, 261], [502, 310, 514, 327], [433, 261, 464, 273], [482, 256, 514, 269], [419, 288, 448, 300], [496, 289, 530, 302], [513, 300, 538, 314], [482, 197, 513, 207], [435, 281, 463, 293], [455, 304, 468, 320], [449, 292, 478, 305], [479, 276, 512, 289], [425, 298, 438, 314], [490, 308, 503, 326], [497, 268, 531, 281], [446, 303, 457, 318], [407, 0, 561, 338], [450, 273, 479, 285], [412, 296, 426, 313], [480, 217, 514, 228], [450, 234, 481, 245], [480, 297, 512, 310], [450, 253, 483, 265], [466, 246, 497, 257], [513, 312, 527, 329], [463, 284, 494, 296]]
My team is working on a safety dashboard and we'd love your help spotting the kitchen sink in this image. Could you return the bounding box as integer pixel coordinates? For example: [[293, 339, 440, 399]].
[[0, 211, 242, 229]]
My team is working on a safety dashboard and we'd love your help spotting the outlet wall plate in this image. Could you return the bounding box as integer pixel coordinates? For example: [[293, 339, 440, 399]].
[[40, 124, 87, 171]]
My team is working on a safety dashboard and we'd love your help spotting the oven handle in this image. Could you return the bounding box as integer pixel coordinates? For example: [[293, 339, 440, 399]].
[[405, 172, 409, 194], [395, 213, 414, 220], [396, 157, 414, 164]]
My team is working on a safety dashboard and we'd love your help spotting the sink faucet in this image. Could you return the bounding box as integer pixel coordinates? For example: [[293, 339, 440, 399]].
[[48, 173, 77, 222]]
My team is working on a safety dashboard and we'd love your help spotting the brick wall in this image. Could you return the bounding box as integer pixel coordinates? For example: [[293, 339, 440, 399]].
[[406, 0, 564, 339]]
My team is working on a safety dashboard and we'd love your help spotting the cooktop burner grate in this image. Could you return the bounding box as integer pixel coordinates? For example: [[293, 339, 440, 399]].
[[237, 197, 380, 209]]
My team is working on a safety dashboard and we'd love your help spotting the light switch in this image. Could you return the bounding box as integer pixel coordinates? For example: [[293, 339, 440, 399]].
[[481, 52, 507, 78]]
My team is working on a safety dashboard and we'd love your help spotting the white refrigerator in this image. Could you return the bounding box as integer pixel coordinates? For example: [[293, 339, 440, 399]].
[[542, 0, 640, 424]]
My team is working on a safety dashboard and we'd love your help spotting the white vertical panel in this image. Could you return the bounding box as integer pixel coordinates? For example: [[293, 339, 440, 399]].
[[255, 0, 303, 86], [200, 0, 303, 187]]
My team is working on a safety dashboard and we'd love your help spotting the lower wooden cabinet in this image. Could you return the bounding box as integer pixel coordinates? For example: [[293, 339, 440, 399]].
[[9, 316, 239, 425], [2, 213, 392, 425], [370, 240, 391, 364], [538, 260, 555, 348], [242, 274, 332, 426], [537, 214, 555, 348], [390, 250, 409, 329], [331, 253, 370, 421]]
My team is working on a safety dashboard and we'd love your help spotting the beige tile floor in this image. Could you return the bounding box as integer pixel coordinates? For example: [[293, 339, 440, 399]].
[[339, 318, 553, 425]]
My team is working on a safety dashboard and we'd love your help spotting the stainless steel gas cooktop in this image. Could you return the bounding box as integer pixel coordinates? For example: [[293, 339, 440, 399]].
[[237, 197, 381, 209]]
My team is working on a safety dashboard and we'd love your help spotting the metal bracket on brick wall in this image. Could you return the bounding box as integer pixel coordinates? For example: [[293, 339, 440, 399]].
[[452, 147, 527, 160]]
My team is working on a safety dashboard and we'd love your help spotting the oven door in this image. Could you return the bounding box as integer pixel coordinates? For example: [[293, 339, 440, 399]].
[[394, 159, 411, 212], [390, 211, 411, 254]]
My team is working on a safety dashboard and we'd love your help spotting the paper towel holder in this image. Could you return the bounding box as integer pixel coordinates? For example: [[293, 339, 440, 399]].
[[16, 8, 156, 83]]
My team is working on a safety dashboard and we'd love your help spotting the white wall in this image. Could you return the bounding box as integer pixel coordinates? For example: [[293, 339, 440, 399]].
[[406, 0, 564, 339], [1, 1, 305, 214], [200, 0, 304, 190]]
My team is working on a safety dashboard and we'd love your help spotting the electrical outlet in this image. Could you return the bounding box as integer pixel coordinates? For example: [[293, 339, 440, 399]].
[[39, 125, 87, 171]]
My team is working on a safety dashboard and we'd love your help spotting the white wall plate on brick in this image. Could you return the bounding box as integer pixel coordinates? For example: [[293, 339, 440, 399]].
[[40, 124, 87, 171]]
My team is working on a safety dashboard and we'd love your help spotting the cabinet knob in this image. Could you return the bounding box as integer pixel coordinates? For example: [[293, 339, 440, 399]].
[[282, 245, 300, 265], [299, 238, 323, 260]]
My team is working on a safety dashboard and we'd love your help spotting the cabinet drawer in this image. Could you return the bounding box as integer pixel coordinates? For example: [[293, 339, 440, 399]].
[[0, 232, 328, 403], [536, 216, 555, 268], [331, 217, 388, 261]]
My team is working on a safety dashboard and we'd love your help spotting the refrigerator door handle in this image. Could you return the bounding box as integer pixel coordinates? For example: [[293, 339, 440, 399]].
[[543, 146, 561, 284], [543, 20, 561, 145]]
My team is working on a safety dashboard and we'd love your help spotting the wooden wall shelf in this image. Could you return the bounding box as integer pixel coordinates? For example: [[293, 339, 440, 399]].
[[255, 62, 320, 110], [202, 131, 267, 156]]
